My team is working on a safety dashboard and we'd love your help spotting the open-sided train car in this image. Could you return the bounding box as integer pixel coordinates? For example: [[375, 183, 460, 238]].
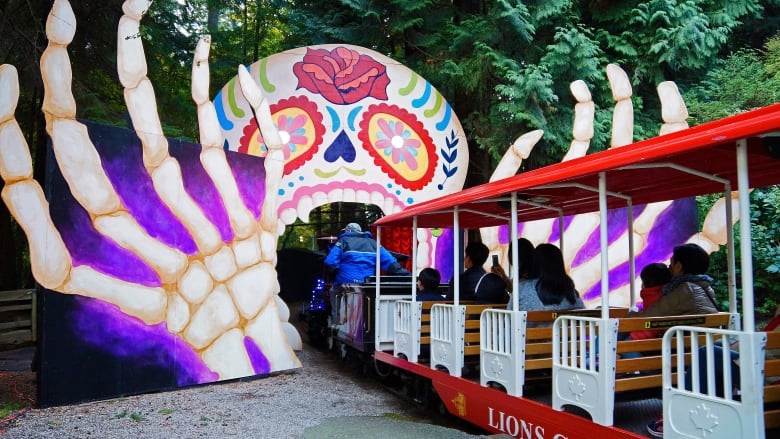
[[321, 103, 780, 438]]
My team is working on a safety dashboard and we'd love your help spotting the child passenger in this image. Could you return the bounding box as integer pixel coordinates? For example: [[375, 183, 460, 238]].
[[629, 262, 672, 340], [638, 262, 671, 311], [416, 267, 444, 301]]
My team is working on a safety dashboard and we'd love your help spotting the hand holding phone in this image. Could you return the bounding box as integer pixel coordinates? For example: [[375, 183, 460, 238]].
[[492, 254, 499, 266]]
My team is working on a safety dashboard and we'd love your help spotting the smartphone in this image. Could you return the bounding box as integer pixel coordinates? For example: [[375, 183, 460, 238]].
[[492, 254, 499, 266]]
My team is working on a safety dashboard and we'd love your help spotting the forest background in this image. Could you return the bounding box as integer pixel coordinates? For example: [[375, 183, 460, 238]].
[[1, 0, 779, 316]]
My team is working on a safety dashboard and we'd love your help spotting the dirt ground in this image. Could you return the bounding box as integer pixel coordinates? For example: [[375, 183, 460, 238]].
[[0, 345, 36, 431]]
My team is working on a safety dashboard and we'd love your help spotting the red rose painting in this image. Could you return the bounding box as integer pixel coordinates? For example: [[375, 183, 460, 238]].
[[293, 46, 390, 105]]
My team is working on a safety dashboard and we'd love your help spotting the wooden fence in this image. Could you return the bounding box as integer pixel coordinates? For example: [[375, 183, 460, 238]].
[[0, 289, 35, 347]]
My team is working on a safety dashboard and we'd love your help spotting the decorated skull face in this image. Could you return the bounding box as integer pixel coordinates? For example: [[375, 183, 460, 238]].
[[214, 45, 469, 228]]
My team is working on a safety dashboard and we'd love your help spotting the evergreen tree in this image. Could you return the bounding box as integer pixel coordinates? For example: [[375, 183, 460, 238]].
[[289, 0, 769, 177]]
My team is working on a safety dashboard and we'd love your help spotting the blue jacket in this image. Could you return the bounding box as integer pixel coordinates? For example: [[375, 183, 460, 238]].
[[324, 231, 407, 286]]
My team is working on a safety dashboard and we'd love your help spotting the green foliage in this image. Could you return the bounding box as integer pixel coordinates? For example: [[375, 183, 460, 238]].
[[699, 187, 780, 317], [0, 402, 24, 419], [682, 36, 780, 124], [688, 35, 780, 318], [290, 0, 767, 176]]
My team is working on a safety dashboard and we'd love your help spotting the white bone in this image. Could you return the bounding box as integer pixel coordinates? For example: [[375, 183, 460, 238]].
[[606, 64, 632, 101], [490, 130, 543, 182], [200, 148, 257, 239], [658, 81, 689, 124], [124, 78, 168, 168], [2, 181, 71, 289], [202, 328, 254, 379], [570, 80, 592, 102], [572, 101, 595, 142], [151, 157, 222, 255], [179, 260, 213, 305], [245, 304, 302, 370], [66, 265, 167, 325], [94, 212, 188, 284], [232, 232, 262, 268], [191, 35, 212, 106], [197, 102, 224, 149], [184, 285, 239, 349], [41, 47, 76, 120], [611, 100, 634, 147], [47, 0, 76, 45], [0, 65, 20, 123], [166, 293, 190, 333], [51, 119, 121, 215], [117, 15, 147, 89], [122, 0, 152, 21], [0, 121, 33, 182], [226, 263, 274, 319], [204, 246, 238, 282]]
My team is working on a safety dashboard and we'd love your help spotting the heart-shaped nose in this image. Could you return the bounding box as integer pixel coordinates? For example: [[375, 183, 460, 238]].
[[323, 130, 356, 163]]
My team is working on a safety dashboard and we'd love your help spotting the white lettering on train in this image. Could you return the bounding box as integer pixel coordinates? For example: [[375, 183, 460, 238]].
[[488, 407, 564, 438]]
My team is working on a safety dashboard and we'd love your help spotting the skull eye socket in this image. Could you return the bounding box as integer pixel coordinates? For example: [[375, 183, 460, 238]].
[[238, 96, 325, 174], [358, 103, 437, 190]]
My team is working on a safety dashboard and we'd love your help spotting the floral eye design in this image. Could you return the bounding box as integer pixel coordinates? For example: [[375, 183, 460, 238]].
[[238, 96, 325, 174], [359, 103, 437, 190], [293, 46, 390, 105]]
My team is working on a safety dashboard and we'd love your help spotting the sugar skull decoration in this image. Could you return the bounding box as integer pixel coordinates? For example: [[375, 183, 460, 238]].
[[215, 44, 468, 229]]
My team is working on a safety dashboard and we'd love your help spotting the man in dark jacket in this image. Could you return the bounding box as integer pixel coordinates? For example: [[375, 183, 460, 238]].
[[446, 241, 505, 303], [324, 223, 409, 324]]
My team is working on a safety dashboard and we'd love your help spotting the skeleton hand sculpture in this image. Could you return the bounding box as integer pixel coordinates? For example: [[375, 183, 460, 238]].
[[0, 0, 300, 380], [482, 64, 739, 306]]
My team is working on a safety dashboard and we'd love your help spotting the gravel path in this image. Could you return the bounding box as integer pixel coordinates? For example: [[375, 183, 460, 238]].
[[1, 335, 487, 438]]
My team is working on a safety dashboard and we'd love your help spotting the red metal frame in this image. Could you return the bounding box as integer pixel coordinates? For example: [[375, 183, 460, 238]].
[[375, 351, 646, 438]]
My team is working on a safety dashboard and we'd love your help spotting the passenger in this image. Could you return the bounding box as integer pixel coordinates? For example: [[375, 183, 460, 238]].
[[642, 244, 721, 438], [416, 267, 444, 301], [491, 237, 535, 294], [647, 306, 780, 438], [514, 243, 584, 311], [637, 262, 671, 310], [446, 241, 505, 303], [324, 222, 409, 325], [627, 262, 672, 341], [630, 243, 718, 318]]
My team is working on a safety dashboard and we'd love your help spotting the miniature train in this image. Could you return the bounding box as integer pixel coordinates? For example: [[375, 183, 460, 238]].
[[301, 103, 780, 438]]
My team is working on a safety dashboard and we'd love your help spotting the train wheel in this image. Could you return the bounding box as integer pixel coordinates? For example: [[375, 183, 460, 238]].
[[373, 357, 393, 379], [436, 399, 448, 417]]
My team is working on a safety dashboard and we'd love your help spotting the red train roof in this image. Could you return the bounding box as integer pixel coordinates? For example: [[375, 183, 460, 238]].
[[375, 103, 780, 229]]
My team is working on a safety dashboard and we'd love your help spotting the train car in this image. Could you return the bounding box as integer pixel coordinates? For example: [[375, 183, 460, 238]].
[[317, 103, 780, 438]]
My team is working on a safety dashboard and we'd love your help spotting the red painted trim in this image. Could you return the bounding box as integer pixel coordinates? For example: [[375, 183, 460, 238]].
[[374, 351, 647, 438]]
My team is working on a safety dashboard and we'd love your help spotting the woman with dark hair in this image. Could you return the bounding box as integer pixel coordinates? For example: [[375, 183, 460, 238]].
[[513, 243, 584, 311], [492, 237, 535, 293]]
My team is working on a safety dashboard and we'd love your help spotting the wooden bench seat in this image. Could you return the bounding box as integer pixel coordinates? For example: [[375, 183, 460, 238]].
[[612, 312, 733, 392], [523, 308, 630, 374], [462, 304, 503, 356], [426, 302, 504, 375], [764, 330, 780, 430], [551, 312, 734, 427], [413, 300, 488, 358]]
